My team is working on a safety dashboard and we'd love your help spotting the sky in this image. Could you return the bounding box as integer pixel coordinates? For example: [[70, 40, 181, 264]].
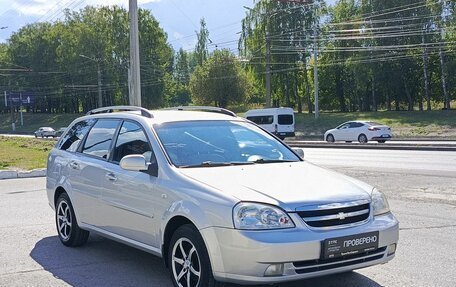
[[0, 0, 336, 52]]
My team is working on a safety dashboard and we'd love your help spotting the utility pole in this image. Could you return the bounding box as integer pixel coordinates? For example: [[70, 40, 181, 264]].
[[129, 0, 141, 107], [97, 62, 102, 108], [439, 0, 449, 110], [313, 23, 319, 119], [265, 31, 272, 108], [422, 33, 430, 111]]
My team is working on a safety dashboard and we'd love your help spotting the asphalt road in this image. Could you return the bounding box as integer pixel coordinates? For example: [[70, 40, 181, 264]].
[[1, 149, 455, 287]]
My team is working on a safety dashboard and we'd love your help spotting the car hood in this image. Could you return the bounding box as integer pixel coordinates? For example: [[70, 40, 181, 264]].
[[177, 161, 373, 211]]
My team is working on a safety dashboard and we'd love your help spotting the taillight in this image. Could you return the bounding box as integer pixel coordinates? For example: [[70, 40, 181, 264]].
[[368, 127, 381, 131]]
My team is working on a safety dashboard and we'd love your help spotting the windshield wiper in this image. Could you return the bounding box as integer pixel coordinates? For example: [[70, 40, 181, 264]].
[[180, 161, 254, 168], [251, 159, 297, 164]]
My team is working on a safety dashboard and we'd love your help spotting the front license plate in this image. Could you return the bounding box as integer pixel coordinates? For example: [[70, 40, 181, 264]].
[[322, 231, 379, 259]]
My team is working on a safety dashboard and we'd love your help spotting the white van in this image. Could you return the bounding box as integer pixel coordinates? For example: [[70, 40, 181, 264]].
[[245, 107, 295, 139]]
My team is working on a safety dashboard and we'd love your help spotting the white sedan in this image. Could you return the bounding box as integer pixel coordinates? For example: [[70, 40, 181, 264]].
[[324, 121, 392, 143]]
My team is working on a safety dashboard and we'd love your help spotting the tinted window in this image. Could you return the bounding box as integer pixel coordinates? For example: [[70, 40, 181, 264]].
[[350, 122, 364, 128], [247, 116, 273, 125], [82, 119, 120, 159], [58, 119, 96, 152], [278, 115, 293, 125], [112, 121, 153, 163]]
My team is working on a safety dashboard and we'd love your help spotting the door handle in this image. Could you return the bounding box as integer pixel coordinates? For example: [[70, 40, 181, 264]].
[[106, 173, 118, 182], [69, 161, 79, 170]]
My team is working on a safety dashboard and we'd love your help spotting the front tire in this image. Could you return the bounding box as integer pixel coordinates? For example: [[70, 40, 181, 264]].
[[326, 134, 335, 143], [168, 224, 221, 287], [56, 193, 89, 247], [378, 140, 386, 143]]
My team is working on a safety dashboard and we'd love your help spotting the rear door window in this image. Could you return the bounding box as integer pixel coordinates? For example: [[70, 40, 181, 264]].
[[82, 119, 120, 159], [278, 115, 293, 125], [58, 119, 96, 152]]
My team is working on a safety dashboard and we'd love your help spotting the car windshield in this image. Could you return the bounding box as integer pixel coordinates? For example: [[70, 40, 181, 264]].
[[154, 120, 300, 168]]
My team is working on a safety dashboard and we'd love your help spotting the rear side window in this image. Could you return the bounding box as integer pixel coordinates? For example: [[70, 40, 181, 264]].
[[278, 115, 293, 125], [112, 121, 154, 163], [82, 119, 120, 159], [58, 119, 96, 152], [247, 116, 273, 125], [349, 122, 364, 128]]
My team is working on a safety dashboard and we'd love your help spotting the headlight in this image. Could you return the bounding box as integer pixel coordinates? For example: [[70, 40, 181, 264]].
[[233, 202, 295, 230], [371, 188, 390, 216]]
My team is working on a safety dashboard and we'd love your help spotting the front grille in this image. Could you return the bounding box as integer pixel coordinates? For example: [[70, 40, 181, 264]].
[[293, 247, 386, 274], [297, 202, 370, 228]]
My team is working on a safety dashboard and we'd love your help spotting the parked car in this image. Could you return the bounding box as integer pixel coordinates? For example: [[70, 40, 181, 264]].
[[47, 106, 398, 286], [245, 107, 295, 139], [34, 127, 56, 138], [55, 127, 67, 137], [324, 121, 392, 143]]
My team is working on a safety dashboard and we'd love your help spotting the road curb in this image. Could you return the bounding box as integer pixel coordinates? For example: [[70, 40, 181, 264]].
[[0, 169, 46, 180], [286, 142, 456, 152]]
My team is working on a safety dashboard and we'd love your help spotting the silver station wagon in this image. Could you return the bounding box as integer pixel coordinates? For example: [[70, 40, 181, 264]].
[[46, 106, 399, 287]]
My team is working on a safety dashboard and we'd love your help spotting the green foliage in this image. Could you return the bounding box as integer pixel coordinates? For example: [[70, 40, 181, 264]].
[[195, 18, 209, 66], [240, 0, 455, 112], [2, 6, 173, 113], [189, 49, 252, 108]]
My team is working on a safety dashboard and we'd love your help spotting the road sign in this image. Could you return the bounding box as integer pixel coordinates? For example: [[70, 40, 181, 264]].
[[4, 91, 35, 107]]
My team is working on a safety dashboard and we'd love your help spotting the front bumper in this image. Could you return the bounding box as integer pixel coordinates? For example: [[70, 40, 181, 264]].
[[201, 212, 398, 284]]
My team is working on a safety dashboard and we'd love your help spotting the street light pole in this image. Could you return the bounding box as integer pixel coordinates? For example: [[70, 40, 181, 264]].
[[129, 0, 141, 107], [265, 31, 272, 108], [97, 62, 102, 108], [313, 19, 319, 119]]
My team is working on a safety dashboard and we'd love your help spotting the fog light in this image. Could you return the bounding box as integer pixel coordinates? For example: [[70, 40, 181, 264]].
[[264, 264, 284, 277], [387, 244, 397, 256]]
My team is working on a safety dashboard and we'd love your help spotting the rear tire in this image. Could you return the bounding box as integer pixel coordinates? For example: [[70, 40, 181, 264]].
[[55, 193, 89, 247], [378, 140, 386, 144], [326, 134, 335, 143], [358, 134, 368, 144], [168, 224, 222, 287]]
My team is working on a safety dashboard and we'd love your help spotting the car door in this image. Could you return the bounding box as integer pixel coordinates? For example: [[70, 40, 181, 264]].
[[98, 120, 161, 247], [334, 123, 351, 141], [57, 119, 97, 224], [348, 122, 365, 141], [74, 118, 121, 226]]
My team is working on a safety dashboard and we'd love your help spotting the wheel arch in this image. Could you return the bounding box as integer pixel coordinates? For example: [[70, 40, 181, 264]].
[[54, 186, 67, 207], [162, 215, 197, 267]]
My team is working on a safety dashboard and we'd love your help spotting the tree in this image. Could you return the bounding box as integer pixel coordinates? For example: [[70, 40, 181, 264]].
[[189, 49, 252, 108], [166, 48, 192, 106], [3, 5, 173, 113], [195, 18, 209, 67]]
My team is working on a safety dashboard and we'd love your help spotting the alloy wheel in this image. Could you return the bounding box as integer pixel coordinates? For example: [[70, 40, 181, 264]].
[[57, 200, 72, 241], [171, 238, 201, 287]]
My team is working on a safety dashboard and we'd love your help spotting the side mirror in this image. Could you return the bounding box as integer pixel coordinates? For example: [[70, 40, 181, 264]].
[[120, 155, 149, 172], [293, 148, 304, 160]]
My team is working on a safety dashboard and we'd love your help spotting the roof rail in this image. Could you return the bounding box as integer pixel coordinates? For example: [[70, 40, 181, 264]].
[[165, 106, 237, 117], [86, 106, 153, 118]]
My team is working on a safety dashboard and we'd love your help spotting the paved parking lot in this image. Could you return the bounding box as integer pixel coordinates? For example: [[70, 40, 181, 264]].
[[1, 149, 456, 287]]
